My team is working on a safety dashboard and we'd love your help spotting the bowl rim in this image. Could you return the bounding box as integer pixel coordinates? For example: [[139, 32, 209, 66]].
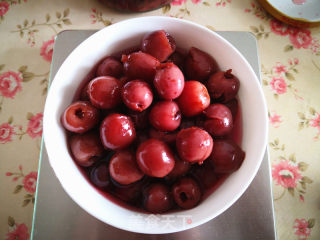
[[43, 16, 268, 234]]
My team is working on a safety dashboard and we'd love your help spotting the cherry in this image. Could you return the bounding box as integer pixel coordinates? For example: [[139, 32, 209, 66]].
[[88, 76, 121, 109], [149, 100, 181, 131], [143, 183, 172, 213], [122, 51, 160, 82], [113, 179, 146, 203], [109, 150, 144, 185], [121, 80, 153, 112], [61, 101, 100, 133], [100, 113, 136, 150], [172, 177, 201, 209], [191, 161, 217, 190], [185, 47, 219, 82], [148, 128, 177, 146], [69, 131, 105, 167], [203, 104, 233, 137], [207, 69, 240, 103], [141, 30, 176, 62], [136, 139, 175, 178], [154, 62, 184, 100], [166, 156, 190, 180], [96, 56, 123, 78], [176, 127, 213, 164], [177, 81, 210, 117], [209, 139, 245, 174], [90, 159, 111, 189]]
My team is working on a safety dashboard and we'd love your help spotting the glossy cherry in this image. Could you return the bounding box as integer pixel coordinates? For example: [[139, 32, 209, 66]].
[[136, 139, 175, 178], [61, 101, 100, 133], [172, 177, 201, 209], [185, 47, 218, 82], [141, 30, 176, 62], [109, 150, 144, 185], [96, 56, 123, 78], [154, 62, 184, 100], [207, 69, 240, 103], [149, 101, 181, 131], [177, 81, 210, 117], [176, 127, 213, 164], [121, 80, 153, 112], [209, 139, 245, 174], [122, 51, 160, 82], [88, 76, 121, 109], [143, 183, 172, 213], [203, 104, 233, 137], [69, 131, 105, 167], [100, 113, 136, 150]]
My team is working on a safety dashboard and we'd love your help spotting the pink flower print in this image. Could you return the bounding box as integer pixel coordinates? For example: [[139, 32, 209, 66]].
[[0, 123, 15, 144], [0, 1, 9, 16], [293, 219, 311, 239], [26, 113, 43, 138], [269, 112, 282, 128], [270, 76, 287, 94], [272, 160, 302, 188], [5, 223, 29, 240], [289, 29, 312, 49], [310, 113, 320, 131], [191, 0, 201, 3], [40, 37, 55, 62], [0, 71, 22, 98], [171, 0, 187, 5], [270, 19, 289, 36], [272, 62, 288, 75], [23, 171, 37, 193]]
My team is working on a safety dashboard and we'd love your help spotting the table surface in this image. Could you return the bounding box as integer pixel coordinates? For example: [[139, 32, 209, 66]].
[[31, 30, 276, 240], [0, 1, 319, 240]]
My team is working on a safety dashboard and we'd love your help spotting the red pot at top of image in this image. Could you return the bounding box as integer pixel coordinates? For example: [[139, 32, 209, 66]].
[[100, 0, 173, 12]]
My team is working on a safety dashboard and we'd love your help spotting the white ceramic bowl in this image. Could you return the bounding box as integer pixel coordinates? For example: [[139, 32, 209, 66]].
[[43, 16, 268, 234]]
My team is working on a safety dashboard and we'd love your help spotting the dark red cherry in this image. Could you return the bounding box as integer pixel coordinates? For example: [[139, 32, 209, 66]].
[[149, 101, 181, 132], [69, 131, 105, 167], [141, 30, 176, 62], [207, 69, 240, 103], [127, 109, 150, 130], [136, 139, 175, 178], [191, 161, 218, 190], [203, 104, 233, 137], [166, 156, 190, 179], [176, 127, 213, 164], [122, 51, 160, 82], [121, 80, 153, 112], [172, 177, 201, 209], [90, 159, 111, 189], [109, 150, 144, 185], [96, 56, 123, 78], [143, 183, 172, 213], [154, 63, 184, 100], [224, 98, 239, 120], [100, 113, 136, 150], [88, 76, 121, 109], [209, 139, 245, 174], [177, 81, 210, 117], [61, 101, 100, 133], [185, 47, 219, 82]]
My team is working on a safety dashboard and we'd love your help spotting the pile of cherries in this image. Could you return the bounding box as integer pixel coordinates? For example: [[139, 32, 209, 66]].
[[61, 30, 245, 213]]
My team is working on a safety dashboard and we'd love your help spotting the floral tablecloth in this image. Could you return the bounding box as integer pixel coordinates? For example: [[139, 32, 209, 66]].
[[0, 0, 319, 239]]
